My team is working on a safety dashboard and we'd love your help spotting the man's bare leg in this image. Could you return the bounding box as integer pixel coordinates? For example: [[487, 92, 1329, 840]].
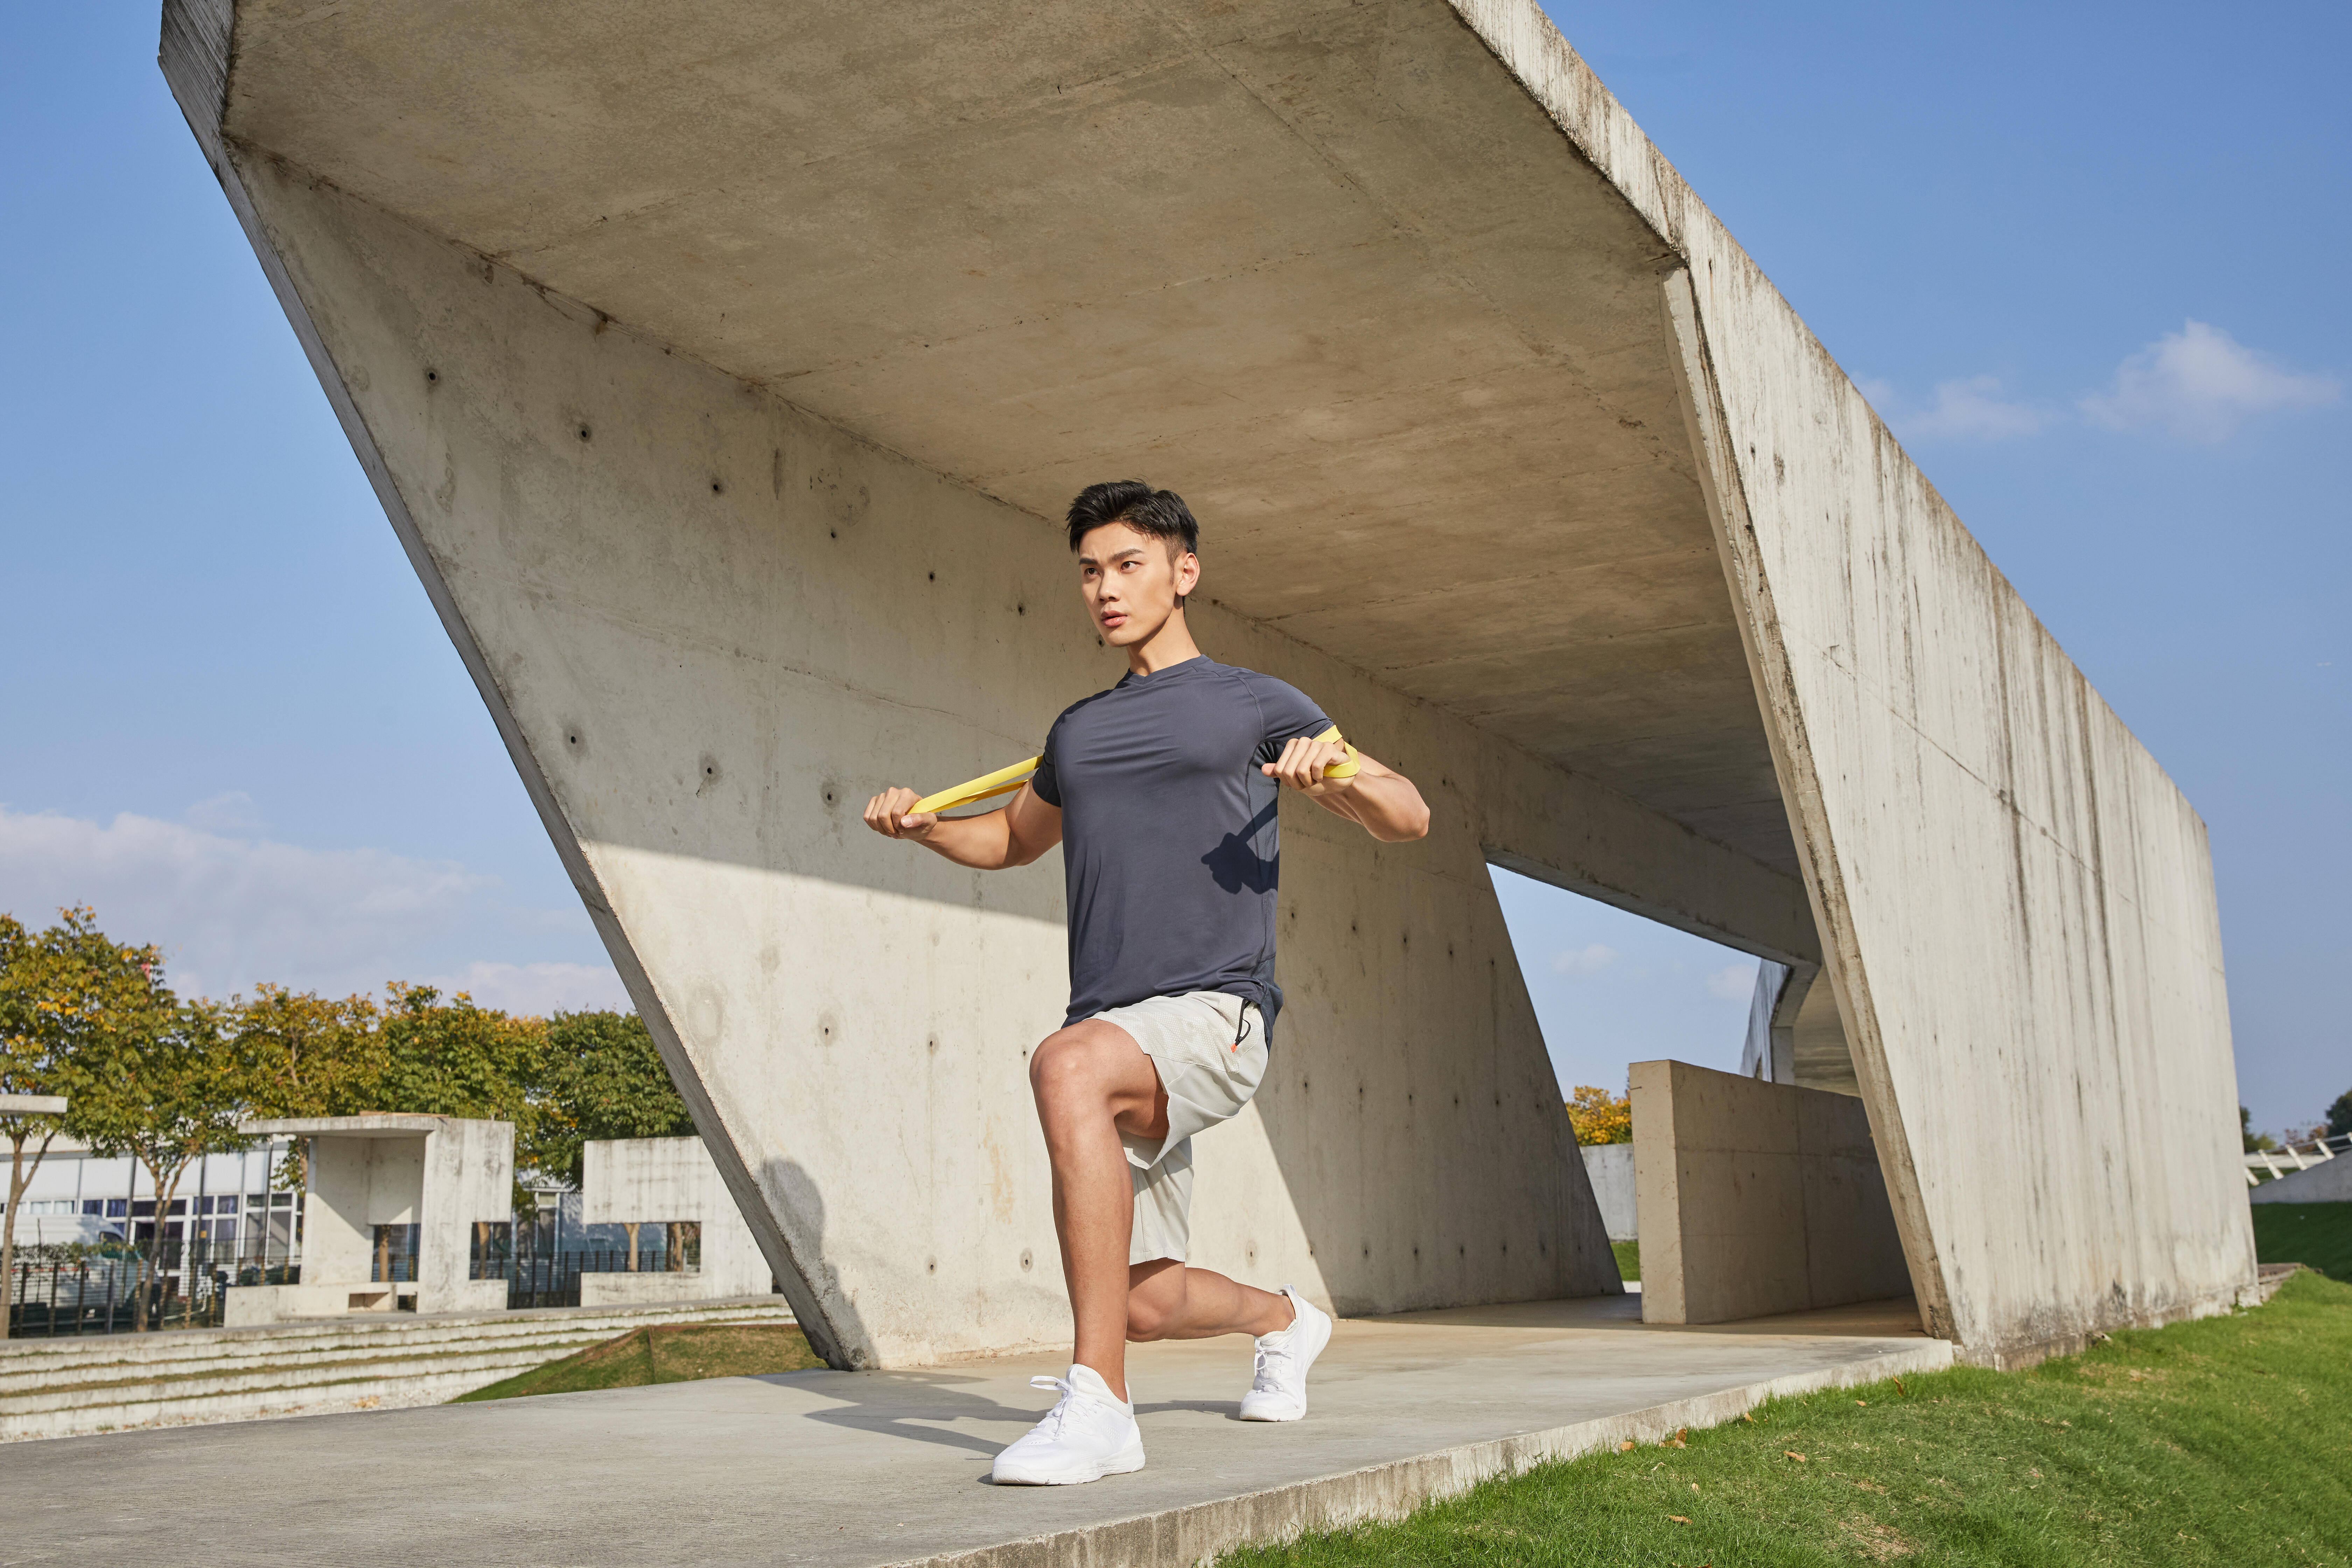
[[1028, 1020, 1164, 1400], [1126, 1259, 1295, 1342]]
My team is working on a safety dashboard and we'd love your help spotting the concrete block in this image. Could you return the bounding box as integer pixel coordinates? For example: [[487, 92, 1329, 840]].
[[1577, 1144, 1636, 1243], [578, 1136, 776, 1304], [238, 1115, 513, 1321], [1633, 1060, 1912, 1325]]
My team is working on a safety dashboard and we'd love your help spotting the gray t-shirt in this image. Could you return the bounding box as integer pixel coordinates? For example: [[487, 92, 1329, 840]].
[[1031, 657, 1330, 1037]]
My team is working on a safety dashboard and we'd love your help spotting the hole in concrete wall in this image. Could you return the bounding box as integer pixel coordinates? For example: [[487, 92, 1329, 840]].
[[1486, 862, 1762, 1107]]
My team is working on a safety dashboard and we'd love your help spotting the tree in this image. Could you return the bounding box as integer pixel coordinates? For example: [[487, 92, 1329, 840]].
[[378, 984, 548, 1210], [69, 989, 251, 1331], [525, 1010, 695, 1189], [1566, 1084, 1632, 1146], [2328, 1090, 2351, 1142], [2242, 1106, 2278, 1154], [0, 909, 159, 1338], [233, 985, 386, 1120]]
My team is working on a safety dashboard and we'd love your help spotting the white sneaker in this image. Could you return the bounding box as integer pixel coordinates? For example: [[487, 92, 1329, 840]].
[[1239, 1286, 1332, 1421], [990, 1364, 1146, 1485]]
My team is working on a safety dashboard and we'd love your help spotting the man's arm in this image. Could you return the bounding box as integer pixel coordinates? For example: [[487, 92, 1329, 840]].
[[861, 780, 1064, 868], [1263, 736, 1431, 843]]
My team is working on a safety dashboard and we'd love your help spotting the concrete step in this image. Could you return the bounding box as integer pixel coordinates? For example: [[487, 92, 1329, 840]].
[[0, 1296, 795, 1442]]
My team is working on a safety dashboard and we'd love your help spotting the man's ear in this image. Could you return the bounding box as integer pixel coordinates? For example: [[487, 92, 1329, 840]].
[[1175, 550, 1202, 598]]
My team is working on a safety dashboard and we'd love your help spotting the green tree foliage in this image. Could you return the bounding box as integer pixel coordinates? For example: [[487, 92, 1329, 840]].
[[0, 909, 166, 1337], [232, 984, 386, 1120], [2242, 1104, 2278, 1153], [2329, 1089, 2351, 1141], [68, 990, 251, 1331], [527, 1010, 695, 1188]]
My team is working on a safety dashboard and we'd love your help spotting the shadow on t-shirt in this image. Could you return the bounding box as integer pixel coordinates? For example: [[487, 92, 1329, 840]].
[[1200, 799, 1281, 895]]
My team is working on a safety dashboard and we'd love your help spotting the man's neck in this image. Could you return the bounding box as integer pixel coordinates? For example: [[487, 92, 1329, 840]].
[[1126, 611, 1204, 677]]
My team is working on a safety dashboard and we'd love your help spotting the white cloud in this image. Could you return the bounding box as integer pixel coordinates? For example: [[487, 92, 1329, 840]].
[[2080, 320, 2339, 442], [424, 961, 631, 1016], [0, 804, 617, 1010], [183, 791, 265, 836], [1864, 374, 2050, 442], [1705, 962, 1758, 1002], [1549, 943, 1619, 976]]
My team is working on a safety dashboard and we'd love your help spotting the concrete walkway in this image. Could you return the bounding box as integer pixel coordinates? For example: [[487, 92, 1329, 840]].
[[0, 1295, 1945, 1567]]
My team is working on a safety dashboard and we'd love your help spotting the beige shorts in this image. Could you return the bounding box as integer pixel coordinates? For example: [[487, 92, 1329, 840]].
[[1094, 990, 1267, 1266]]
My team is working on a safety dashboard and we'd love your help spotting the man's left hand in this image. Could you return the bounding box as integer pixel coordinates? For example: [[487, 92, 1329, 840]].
[[1264, 735, 1356, 798]]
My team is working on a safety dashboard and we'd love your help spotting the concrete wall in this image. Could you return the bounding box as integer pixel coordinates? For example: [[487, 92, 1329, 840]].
[[2249, 1159, 2352, 1204], [579, 1137, 775, 1304], [1631, 1060, 1910, 1325], [163, 146, 1728, 1366], [1578, 1144, 1636, 1244]]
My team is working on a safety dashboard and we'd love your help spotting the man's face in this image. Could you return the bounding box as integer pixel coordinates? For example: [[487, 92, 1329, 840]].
[[1076, 522, 1199, 648]]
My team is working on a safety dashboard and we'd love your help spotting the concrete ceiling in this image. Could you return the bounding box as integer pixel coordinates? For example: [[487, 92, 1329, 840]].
[[221, 0, 1797, 878]]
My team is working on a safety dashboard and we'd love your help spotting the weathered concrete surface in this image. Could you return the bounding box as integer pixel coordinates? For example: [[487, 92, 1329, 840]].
[[232, 1114, 510, 1322], [1577, 1143, 1637, 1243], [1741, 962, 1859, 1096], [160, 0, 2249, 1365], [2249, 1158, 2352, 1204], [0, 1294, 1947, 1565], [1632, 1061, 1909, 1326], [579, 1136, 776, 1303]]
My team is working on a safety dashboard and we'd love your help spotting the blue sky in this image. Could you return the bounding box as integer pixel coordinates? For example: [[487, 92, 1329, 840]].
[[2, 7, 2344, 1134]]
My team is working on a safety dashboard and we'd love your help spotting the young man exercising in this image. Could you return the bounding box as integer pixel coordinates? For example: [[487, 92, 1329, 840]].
[[863, 481, 1430, 1486]]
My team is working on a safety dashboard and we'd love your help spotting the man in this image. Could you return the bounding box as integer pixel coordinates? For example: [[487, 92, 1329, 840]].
[[863, 481, 1430, 1485]]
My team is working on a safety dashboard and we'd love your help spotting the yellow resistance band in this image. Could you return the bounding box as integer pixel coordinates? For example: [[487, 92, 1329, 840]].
[[913, 725, 1360, 816]]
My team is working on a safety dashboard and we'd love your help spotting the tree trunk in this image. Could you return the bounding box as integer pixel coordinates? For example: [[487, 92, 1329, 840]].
[[622, 1220, 641, 1271], [2, 1129, 61, 1340], [134, 1158, 189, 1333]]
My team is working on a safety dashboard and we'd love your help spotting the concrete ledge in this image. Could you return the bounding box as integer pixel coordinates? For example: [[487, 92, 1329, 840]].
[[901, 1340, 1951, 1568]]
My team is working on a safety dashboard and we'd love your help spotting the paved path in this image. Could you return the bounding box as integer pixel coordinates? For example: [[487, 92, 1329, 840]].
[[0, 1295, 1945, 1567]]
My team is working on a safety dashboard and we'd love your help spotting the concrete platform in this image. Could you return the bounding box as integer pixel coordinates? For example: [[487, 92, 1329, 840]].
[[1, 1295, 1945, 1566]]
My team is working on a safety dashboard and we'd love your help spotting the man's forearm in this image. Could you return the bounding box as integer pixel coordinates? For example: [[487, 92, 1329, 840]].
[[1344, 772, 1432, 842], [914, 809, 1022, 870]]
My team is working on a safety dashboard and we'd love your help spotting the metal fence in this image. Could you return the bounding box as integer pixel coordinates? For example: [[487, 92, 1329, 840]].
[[472, 1239, 703, 1310], [7, 1236, 302, 1337]]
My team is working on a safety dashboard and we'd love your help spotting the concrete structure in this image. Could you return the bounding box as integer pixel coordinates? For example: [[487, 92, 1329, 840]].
[[230, 1115, 510, 1323], [578, 1136, 776, 1305], [0, 1096, 68, 1116], [0, 1297, 792, 1442], [1632, 1060, 1910, 1326], [1, 1294, 1946, 1561], [161, 0, 2249, 1367], [1577, 1144, 1637, 1244], [1741, 961, 1861, 1097], [2249, 1152, 2352, 1204]]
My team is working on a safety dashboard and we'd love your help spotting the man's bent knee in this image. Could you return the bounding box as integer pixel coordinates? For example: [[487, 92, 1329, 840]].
[[1028, 1026, 1113, 1103]]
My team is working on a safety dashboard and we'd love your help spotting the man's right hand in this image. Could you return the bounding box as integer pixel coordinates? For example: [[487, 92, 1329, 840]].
[[862, 786, 939, 841]]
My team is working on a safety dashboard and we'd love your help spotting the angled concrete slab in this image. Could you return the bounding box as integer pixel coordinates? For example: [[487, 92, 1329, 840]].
[[0, 1296, 1946, 1566], [159, 0, 2251, 1367]]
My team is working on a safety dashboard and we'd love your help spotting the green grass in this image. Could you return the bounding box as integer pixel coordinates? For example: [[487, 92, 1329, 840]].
[[452, 1320, 824, 1402], [1612, 1240, 1640, 1283], [1225, 1270, 2352, 1567], [2253, 1203, 2352, 1283]]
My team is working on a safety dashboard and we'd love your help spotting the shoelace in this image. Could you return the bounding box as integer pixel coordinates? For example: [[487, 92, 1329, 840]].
[[1028, 1374, 1079, 1438], [1251, 1335, 1294, 1394]]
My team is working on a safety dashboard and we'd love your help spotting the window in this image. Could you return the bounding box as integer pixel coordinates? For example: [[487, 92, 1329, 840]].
[[166, 1198, 187, 1217], [272, 1193, 294, 1209], [106, 1199, 128, 1218], [82, 1200, 102, 1215], [216, 1195, 238, 1214]]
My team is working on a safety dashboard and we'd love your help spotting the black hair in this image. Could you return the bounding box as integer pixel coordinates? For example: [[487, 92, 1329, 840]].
[[1065, 480, 1199, 560]]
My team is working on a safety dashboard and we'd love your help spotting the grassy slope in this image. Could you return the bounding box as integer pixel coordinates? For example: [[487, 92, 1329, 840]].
[[1227, 1270, 2352, 1567], [1611, 1241, 1640, 1283], [2253, 1202, 2352, 1283], [453, 1321, 822, 1403]]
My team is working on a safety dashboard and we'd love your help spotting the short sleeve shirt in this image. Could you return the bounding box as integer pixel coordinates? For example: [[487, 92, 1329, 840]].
[[1031, 657, 1330, 1037]]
